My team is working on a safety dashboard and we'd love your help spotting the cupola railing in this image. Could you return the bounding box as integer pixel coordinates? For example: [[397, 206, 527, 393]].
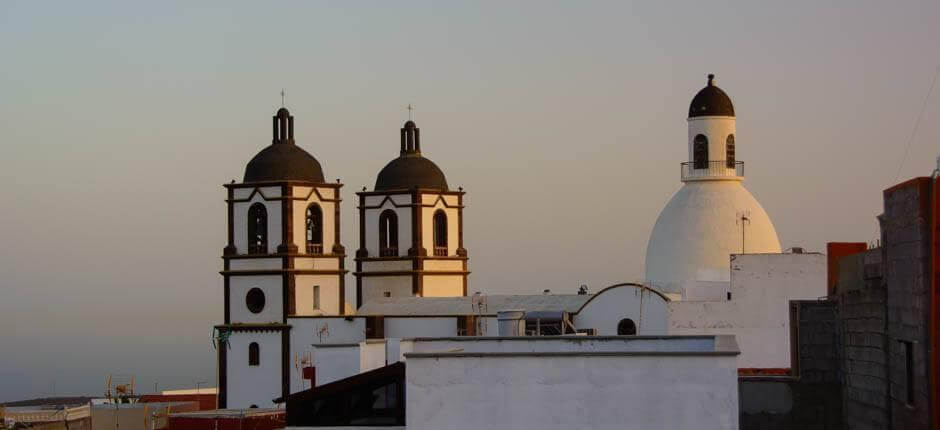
[[680, 161, 744, 181]]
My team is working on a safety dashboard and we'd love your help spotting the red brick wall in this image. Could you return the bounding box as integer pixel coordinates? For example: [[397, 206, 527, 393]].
[[139, 394, 217, 411], [168, 413, 285, 430]]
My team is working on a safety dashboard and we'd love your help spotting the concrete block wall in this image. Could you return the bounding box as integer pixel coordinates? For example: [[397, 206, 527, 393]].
[[881, 178, 933, 429], [837, 250, 889, 430], [739, 300, 843, 430]]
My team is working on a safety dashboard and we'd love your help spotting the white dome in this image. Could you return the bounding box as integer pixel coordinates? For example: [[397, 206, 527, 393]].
[[645, 181, 781, 293]]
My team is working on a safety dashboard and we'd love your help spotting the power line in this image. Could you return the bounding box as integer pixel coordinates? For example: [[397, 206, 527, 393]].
[[893, 65, 940, 182]]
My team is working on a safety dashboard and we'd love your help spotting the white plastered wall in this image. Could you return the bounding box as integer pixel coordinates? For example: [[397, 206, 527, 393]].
[[406, 354, 739, 430], [226, 331, 282, 408], [233, 187, 282, 255], [294, 274, 342, 316], [573, 285, 669, 335], [420, 275, 463, 297], [667, 253, 826, 369], [363, 194, 411, 257], [361, 276, 414, 303], [312, 345, 360, 386], [287, 317, 366, 393], [384, 317, 457, 338], [230, 275, 282, 324], [687, 116, 735, 163]]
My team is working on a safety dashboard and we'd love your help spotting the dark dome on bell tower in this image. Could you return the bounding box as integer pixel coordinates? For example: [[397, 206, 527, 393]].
[[374, 120, 449, 191], [688, 74, 735, 118], [243, 107, 326, 183]]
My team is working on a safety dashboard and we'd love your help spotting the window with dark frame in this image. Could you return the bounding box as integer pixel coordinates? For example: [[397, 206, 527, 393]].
[[726, 134, 736, 168], [903, 340, 914, 406], [617, 318, 637, 335], [379, 210, 398, 257], [313, 285, 320, 310], [306, 204, 323, 254], [433, 210, 448, 256], [693, 134, 709, 169], [249, 342, 260, 366], [247, 203, 268, 254]]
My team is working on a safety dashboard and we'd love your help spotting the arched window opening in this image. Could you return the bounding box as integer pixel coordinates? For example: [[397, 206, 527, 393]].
[[693, 134, 709, 169], [433, 210, 448, 256], [379, 210, 398, 257], [617, 318, 637, 335], [247, 203, 268, 254], [306, 204, 323, 254], [248, 342, 260, 366], [725, 134, 736, 168]]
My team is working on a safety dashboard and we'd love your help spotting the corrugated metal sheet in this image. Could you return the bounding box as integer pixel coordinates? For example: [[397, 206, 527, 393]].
[[356, 294, 592, 316]]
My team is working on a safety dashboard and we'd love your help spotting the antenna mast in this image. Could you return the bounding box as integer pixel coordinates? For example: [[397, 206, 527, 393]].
[[736, 211, 751, 254]]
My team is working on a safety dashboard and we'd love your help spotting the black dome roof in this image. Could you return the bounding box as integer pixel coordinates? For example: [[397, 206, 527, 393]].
[[244, 144, 325, 182], [688, 74, 735, 118], [375, 154, 448, 191], [374, 120, 448, 191], [243, 108, 326, 183]]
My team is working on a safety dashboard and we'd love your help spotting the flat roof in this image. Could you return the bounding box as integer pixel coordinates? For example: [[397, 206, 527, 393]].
[[170, 408, 283, 418], [401, 335, 740, 357], [356, 294, 591, 317]]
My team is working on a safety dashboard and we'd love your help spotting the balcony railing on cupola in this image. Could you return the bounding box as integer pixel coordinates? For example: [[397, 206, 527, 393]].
[[680, 161, 744, 181]]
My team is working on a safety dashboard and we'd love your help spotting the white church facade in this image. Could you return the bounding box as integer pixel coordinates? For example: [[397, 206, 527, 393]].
[[214, 75, 825, 409]]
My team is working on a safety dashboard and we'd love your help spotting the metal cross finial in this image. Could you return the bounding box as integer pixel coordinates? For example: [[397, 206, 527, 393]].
[[407, 103, 413, 121], [281, 89, 286, 107]]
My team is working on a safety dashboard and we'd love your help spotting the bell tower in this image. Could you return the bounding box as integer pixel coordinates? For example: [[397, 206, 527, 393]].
[[216, 107, 347, 408], [684, 74, 742, 181], [354, 120, 468, 312]]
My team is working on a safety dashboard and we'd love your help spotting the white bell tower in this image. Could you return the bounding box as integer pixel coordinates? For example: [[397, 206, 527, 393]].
[[216, 107, 347, 408], [645, 75, 781, 295], [354, 120, 468, 319]]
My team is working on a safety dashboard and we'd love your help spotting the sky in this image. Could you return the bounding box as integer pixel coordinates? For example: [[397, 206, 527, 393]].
[[1, 1, 938, 402]]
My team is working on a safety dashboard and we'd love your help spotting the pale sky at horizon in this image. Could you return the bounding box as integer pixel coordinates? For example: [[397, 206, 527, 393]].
[[1, 1, 938, 402]]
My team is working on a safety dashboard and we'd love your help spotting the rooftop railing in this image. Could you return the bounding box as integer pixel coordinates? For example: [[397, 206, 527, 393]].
[[681, 161, 744, 181]]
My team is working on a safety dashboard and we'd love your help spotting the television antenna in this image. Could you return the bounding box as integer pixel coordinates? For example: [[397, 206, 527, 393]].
[[472, 292, 488, 336], [736, 211, 751, 254], [106, 375, 137, 404]]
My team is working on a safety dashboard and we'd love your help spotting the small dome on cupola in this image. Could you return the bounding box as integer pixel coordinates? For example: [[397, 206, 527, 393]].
[[688, 74, 735, 118], [374, 120, 449, 191], [243, 107, 326, 183]]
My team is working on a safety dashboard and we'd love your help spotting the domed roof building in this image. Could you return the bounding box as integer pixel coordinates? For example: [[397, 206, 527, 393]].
[[243, 107, 326, 183], [374, 121, 449, 191], [645, 75, 781, 294]]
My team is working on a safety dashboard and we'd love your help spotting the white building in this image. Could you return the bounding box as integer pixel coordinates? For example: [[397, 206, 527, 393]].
[[216, 75, 822, 413], [645, 74, 781, 295], [215, 111, 674, 409], [282, 335, 742, 430], [667, 252, 826, 370], [646, 75, 826, 371]]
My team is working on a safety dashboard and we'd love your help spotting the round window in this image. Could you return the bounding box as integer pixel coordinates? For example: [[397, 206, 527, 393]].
[[246, 288, 265, 314]]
